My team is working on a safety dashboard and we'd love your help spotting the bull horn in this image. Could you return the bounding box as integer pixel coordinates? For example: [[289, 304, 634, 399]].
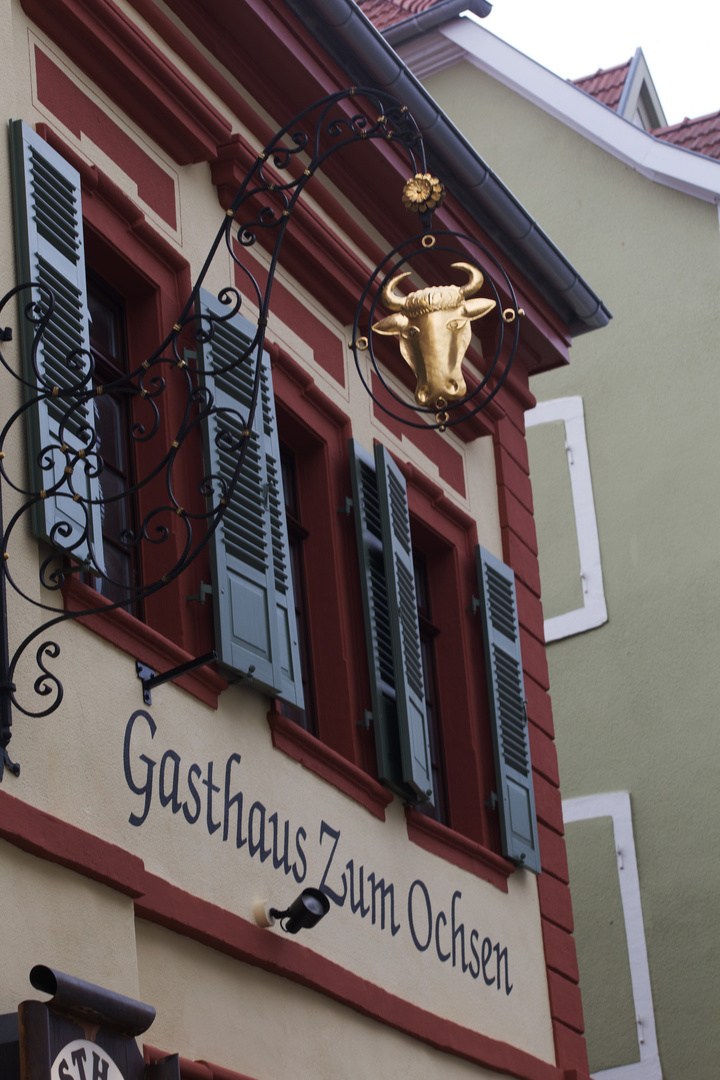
[[453, 261, 484, 299], [381, 271, 412, 313]]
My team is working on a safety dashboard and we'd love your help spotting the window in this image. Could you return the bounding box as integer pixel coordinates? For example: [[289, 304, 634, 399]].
[[9, 118, 220, 686], [280, 444, 318, 734], [525, 396, 607, 641], [349, 438, 541, 872], [195, 288, 303, 709], [87, 274, 141, 614], [413, 548, 449, 824]]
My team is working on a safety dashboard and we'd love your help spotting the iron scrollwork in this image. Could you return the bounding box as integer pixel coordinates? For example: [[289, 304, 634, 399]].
[[0, 87, 454, 778]]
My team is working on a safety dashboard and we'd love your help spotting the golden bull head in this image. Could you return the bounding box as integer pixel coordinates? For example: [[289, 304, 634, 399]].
[[372, 262, 496, 408]]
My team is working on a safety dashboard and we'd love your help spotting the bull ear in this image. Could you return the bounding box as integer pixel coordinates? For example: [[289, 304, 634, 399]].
[[464, 298, 496, 321], [372, 312, 409, 337]]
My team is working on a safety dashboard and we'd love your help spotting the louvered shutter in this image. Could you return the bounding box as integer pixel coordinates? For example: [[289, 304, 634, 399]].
[[9, 120, 104, 569], [349, 439, 433, 803], [198, 289, 303, 707], [476, 545, 540, 872]]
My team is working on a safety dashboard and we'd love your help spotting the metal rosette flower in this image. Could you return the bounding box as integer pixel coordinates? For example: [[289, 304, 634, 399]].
[[350, 230, 522, 432], [402, 173, 446, 214]]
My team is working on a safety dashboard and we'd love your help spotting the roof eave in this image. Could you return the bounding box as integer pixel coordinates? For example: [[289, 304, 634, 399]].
[[384, 0, 491, 46], [284, 0, 611, 337]]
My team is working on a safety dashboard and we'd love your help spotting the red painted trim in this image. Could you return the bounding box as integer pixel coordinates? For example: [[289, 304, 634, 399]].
[[21, 0, 231, 164], [542, 919, 580, 984], [32, 0, 573, 378], [553, 1021, 590, 1076], [144, 1049, 214, 1080], [1, 772, 582, 1079], [538, 874, 574, 934], [267, 706, 392, 821], [405, 809, 512, 891], [198, 1065, 258, 1080], [234, 246, 347, 387], [35, 48, 177, 228], [63, 578, 226, 708], [492, 408, 591, 1077], [0, 790, 146, 897], [547, 970, 584, 1034], [135, 870, 566, 1080], [371, 375, 467, 498], [398, 461, 477, 534], [145, 1049, 260, 1080], [36, 125, 217, 663]]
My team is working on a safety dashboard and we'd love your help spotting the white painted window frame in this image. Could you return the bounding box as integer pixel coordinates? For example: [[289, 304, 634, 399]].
[[525, 396, 607, 641], [563, 793, 662, 1080]]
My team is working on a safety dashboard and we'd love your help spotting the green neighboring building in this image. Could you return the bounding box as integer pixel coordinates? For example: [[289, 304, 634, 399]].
[[367, 7, 720, 1079]]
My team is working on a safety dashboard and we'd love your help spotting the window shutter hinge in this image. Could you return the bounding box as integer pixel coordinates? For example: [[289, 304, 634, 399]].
[[468, 595, 481, 616], [239, 664, 256, 686], [357, 709, 372, 730], [186, 581, 213, 605], [485, 791, 498, 812], [338, 497, 353, 517]]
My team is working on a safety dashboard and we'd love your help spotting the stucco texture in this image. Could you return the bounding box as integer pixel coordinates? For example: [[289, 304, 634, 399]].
[[423, 61, 720, 1079]]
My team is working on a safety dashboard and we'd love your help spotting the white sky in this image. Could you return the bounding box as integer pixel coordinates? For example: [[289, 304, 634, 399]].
[[475, 0, 720, 126]]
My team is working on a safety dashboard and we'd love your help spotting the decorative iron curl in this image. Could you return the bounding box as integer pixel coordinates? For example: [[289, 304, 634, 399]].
[[0, 88, 523, 777], [350, 230, 521, 432]]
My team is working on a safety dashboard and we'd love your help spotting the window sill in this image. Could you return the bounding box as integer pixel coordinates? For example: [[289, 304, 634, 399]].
[[62, 578, 227, 708], [405, 809, 514, 893], [267, 705, 392, 820]]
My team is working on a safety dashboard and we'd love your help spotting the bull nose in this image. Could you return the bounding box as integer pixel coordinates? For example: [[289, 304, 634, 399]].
[[417, 384, 431, 404]]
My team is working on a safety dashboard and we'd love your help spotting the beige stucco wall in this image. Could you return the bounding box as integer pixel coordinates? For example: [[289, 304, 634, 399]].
[[422, 58, 720, 1079], [0, 6, 554, 1076]]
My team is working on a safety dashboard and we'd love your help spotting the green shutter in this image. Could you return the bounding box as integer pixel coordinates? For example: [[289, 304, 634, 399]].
[[349, 439, 433, 803], [476, 545, 541, 872], [9, 120, 104, 569], [198, 289, 303, 707]]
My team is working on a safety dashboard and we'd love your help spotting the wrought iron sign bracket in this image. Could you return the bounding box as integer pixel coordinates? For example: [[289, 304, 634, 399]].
[[136, 651, 217, 706], [0, 86, 521, 777]]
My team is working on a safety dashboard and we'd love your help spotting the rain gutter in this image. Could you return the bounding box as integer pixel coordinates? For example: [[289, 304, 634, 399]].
[[285, 0, 611, 336]]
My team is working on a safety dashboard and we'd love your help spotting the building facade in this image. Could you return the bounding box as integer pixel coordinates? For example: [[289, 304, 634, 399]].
[[386, 11, 720, 1079], [0, 2, 608, 1079]]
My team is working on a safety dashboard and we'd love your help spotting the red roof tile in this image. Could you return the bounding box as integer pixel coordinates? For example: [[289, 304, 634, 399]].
[[572, 59, 631, 111], [357, 0, 443, 32], [653, 110, 720, 161]]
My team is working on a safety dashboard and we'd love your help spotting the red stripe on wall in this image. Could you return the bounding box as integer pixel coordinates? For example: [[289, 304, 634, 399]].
[[0, 789, 578, 1080], [0, 790, 145, 897], [35, 47, 177, 229], [371, 373, 467, 497], [234, 247, 346, 387]]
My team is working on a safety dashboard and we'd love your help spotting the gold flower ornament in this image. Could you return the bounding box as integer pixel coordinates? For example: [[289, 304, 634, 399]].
[[402, 173, 445, 214]]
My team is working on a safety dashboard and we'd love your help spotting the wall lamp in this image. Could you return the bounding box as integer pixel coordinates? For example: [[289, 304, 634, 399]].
[[254, 888, 330, 934]]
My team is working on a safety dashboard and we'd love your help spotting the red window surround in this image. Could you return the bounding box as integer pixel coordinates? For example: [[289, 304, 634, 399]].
[[36, 126, 225, 706], [267, 345, 513, 888]]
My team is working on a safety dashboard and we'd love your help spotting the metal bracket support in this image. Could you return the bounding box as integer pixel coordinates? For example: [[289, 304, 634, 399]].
[[136, 650, 217, 705], [186, 582, 213, 605]]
